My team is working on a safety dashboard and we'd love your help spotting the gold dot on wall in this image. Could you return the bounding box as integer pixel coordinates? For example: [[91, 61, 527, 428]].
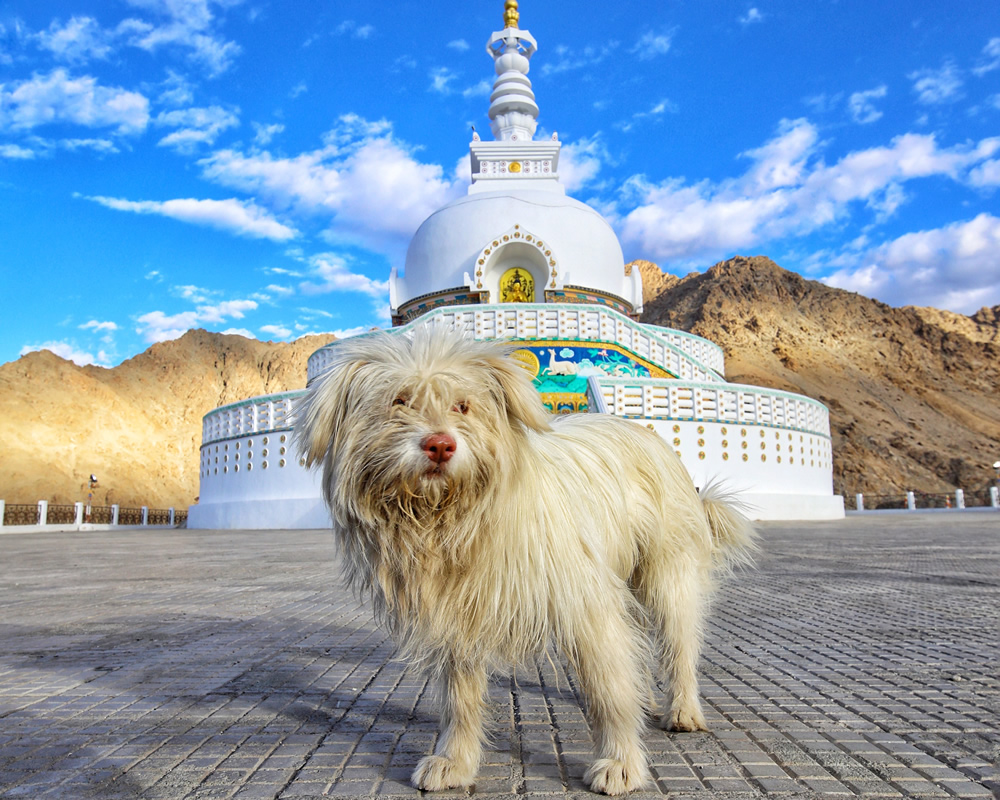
[[673, 425, 680, 433], [721, 427, 728, 435], [673, 438, 681, 447], [761, 454, 767, 462], [698, 452, 705, 460], [722, 440, 728, 448], [697, 425, 705, 434], [741, 428, 747, 437], [742, 454, 748, 462]]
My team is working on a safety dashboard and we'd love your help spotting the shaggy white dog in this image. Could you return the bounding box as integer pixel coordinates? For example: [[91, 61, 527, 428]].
[[296, 326, 756, 795]]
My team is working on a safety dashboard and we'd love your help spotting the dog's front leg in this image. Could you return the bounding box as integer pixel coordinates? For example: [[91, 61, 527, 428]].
[[412, 659, 486, 791], [570, 598, 652, 795]]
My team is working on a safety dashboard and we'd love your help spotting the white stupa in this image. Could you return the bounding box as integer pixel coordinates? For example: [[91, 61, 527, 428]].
[[188, 2, 844, 529]]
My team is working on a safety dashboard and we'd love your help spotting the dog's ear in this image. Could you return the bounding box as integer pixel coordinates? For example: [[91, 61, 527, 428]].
[[294, 358, 368, 468], [487, 353, 552, 434]]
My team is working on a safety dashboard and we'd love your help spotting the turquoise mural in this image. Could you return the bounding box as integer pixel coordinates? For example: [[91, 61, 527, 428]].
[[510, 344, 667, 413]]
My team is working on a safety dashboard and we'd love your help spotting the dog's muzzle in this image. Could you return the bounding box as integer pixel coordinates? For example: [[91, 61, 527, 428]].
[[421, 433, 456, 465]]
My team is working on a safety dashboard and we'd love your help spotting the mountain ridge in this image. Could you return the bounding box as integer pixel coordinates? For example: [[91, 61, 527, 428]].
[[2, 258, 997, 508]]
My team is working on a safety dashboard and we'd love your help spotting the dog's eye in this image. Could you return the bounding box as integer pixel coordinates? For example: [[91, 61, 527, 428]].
[[453, 401, 469, 415], [392, 396, 409, 408]]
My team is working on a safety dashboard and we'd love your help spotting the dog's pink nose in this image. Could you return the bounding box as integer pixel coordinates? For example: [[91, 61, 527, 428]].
[[422, 433, 456, 464]]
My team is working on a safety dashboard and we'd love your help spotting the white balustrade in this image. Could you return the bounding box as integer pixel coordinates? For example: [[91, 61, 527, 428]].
[[307, 304, 726, 384], [594, 377, 830, 438]]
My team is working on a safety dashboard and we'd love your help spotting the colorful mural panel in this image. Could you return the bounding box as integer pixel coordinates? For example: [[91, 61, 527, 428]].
[[511, 343, 671, 414]]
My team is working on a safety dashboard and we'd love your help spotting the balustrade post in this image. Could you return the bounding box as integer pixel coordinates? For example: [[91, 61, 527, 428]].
[[906, 491, 916, 511], [38, 500, 48, 525], [955, 489, 965, 509], [855, 493, 864, 512], [112, 504, 120, 526], [0, 500, 5, 527], [141, 506, 149, 526], [74, 502, 84, 525], [990, 487, 999, 508], [169, 508, 175, 525]]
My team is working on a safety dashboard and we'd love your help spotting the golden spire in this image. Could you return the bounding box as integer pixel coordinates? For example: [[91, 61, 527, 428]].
[[504, 0, 519, 29]]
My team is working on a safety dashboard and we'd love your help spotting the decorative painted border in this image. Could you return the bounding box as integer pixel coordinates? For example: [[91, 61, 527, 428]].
[[546, 286, 634, 316], [393, 287, 488, 325]]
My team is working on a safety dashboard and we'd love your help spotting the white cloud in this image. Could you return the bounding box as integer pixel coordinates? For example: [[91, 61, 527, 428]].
[[462, 79, 492, 99], [559, 135, 607, 192], [155, 104, 239, 152], [823, 213, 1000, 312], [298, 253, 388, 299], [0, 143, 36, 159], [20, 340, 106, 366], [136, 296, 259, 343], [335, 20, 374, 39], [848, 85, 887, 124], [909, 61, 963, 105], [969, 158, 1000, 187], [447, 39, 469, 51], [260, 324, 292, 338], [35, 16, 113, 63], [541, 41, 619, 76], [85, 194, 298, 241], [80, 319, 118, 331], [252, 122, 284, 145], [120, 0, 242, 77], [630, 29, 673, 60], [430, 67, 457, 94], [973, 37, 1000, 76], [198, 114, 464, 253], [220, 327, 253, 338], [617, 118, 1000, 265], [0, 69, 149, 135], [739, 8, 764, 25]]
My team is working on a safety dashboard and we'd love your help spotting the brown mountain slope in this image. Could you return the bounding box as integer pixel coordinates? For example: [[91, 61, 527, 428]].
[[0, 331, 334, 509], [637, 255, 1000, 497], [2, 258, 997, 510]]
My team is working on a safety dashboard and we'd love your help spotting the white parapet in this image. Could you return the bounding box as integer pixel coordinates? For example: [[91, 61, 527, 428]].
[[308, 304, 726, 384]]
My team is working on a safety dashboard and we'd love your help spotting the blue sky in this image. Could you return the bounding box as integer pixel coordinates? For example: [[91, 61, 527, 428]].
[[2, 0, 999, 367]]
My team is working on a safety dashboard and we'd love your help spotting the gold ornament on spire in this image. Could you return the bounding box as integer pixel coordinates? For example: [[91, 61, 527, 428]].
[[504, 0, 519, 29]]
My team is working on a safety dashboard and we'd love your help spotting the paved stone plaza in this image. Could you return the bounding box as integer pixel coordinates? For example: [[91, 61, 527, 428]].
[[0, 515, 997, 799]]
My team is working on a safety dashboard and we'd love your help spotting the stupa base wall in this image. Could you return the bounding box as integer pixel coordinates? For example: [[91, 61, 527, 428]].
[[187, 497, 332, 531]]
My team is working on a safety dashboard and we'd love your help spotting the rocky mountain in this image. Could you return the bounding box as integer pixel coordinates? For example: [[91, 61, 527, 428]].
[[0, 331, 334, 510], [638, 256, 1000, 498], [1, 256, 997, 510]]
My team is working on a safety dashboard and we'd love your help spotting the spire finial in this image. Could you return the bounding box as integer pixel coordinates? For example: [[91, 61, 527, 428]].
[[504, 0, 519, 29]]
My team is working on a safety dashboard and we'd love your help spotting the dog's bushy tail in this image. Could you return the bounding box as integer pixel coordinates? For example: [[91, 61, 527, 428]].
[[699, 481, 758, 572]]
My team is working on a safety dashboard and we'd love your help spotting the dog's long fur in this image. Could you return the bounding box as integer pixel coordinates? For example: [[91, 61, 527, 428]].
[[296, 326, 756, 795]]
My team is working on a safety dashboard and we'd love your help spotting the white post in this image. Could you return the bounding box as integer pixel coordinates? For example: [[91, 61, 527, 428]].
[[991, 486, 999, 508], [855, 493, 864, 512], [111, 504, 120, 526], [169, 508, 175, 526], [38, 500, 48, 525], [906, 491, 916, 511], [141, 506, 149, 526], [0, 500, 5, 527], [955, 489, 965, 509], [74, 502, 84, 525]]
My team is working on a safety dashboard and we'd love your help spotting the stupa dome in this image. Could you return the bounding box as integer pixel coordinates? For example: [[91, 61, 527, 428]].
[[388, 8, 641, 323]]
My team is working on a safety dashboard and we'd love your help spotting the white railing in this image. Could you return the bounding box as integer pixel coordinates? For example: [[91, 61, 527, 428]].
[[308, 304, 725, 384], [202, 391, 304, 446], [592, 377, 831, 437]]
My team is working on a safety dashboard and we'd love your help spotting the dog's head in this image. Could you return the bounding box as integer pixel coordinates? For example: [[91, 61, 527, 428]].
[[295, 325, 551, 522]]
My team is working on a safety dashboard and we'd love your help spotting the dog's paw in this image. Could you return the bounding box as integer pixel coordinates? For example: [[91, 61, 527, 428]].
[[412, 755, 474, 791], [660, 707, 708, 732], [584, 757, 651, 796]]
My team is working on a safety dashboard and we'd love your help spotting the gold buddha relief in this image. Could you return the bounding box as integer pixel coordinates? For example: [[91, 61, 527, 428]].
[[500, 267, 534, 302]]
